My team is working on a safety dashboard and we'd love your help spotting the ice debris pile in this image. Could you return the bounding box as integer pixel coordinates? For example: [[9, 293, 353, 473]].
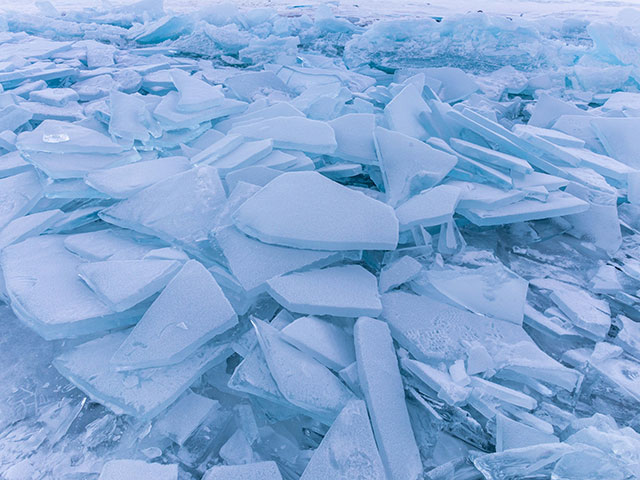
[[3, 1, 640, 479]]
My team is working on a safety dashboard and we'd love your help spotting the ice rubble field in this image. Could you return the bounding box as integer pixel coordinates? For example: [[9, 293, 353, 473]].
[[4, 1, 640, 480]]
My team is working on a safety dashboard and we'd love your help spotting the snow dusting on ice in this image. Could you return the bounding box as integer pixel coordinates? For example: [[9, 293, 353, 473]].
[[0, 0, 640, 479]]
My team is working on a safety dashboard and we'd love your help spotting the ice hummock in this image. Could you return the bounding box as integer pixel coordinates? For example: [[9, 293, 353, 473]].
[[0, 2, 639, 479]]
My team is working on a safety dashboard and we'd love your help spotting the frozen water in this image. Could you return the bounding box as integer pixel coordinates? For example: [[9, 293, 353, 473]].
[[300, 399, 385, 480], [1, 1, 640, 479], [354, 316, 422, 480], [232, 171, 399, 250], [266, 265, 382, 317], [111, 260, 237, 369]]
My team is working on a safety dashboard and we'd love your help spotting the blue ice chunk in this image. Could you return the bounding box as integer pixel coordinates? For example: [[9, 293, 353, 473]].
[[402, 358, 470, 406], [202, 461, 283, 480], [469, 376, 537, 410], [170, 69, 224, 112], [131, 15, 192, 44], [100, 166, 227, 253], [354, 316, 422, 480], [17, 119, 126, 154], [153, 91, 247, 130], [230, 116, 337, 154], [561, 147, 635, 184], [375, 127, 457, 206], [28, 87, 78, 106], [384, 83, 430, 140], [253, 318, 353, 423], [327, 113, 377, 165], [0, 209, 63, 250], [0, 151, 33, 178], [420, 67, 479, 103], [379, 255, 423, 293], [300, 399, 386, 480], [63, 229, 160, 261], [512, 127, 582, 167], [512, 124, 585, 149], [53, 329, 231, 419], [111, 260, 237, 370], [563, 183, 621, 255], [21, 149, 140, 180], [0, 170, 43, 230], [449, 138, 532, 174], [2, 235, 144, 340], [77, 259, 181, 312], [590, 117, 640, 169], [552, 115, 607, 154], [547, 281, 611, 341], [511, 172, 568, 192], [46, 205, 103, 233], [154, 390, 218, 445], [190, 134, 244, 165], [445, 108, 532, 162], [0, 102, 32, 132], [281, 316, 355, 370], [225, 166, 283, 190], [425, 263, 528, 325], [209, 139, 273, 175], [228, 336, 286, 398], [495, 413, 558, 452], [98, 460, 177, 480], [446, 180, 526, 209], [528, 93, 589, 128], [266, 265, 382, 317], [459, 191, 589, 226], [224, 71, 289, 102], [382, 291, 532, 363], [474, 443, 575, 480], [316, 163, 363, 180], [85, 156, 190, 199], [108, 90, 159, 142], [0, 130, 17, 151], [395, 185, 461, 230], [215, 103, 304, 134], [214, 226, 340, 295], [21, 99, 84, 122], [427, 137, 513, 188], [232, 171, 399, 251]]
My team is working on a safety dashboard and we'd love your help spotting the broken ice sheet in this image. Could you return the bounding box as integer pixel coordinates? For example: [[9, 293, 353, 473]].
[[355, 316, 423, 480], [232, 171, 398, 251], [253, 318, 353, 423], [281, 315, 355, 371], [98, 460, 178, 480], [202, 461, 283, 480], [84, 156, 191, 199], [111, 260, 237, 370], [266, 265, 382, 317], [300, 399, 386, 480], [54, 329, 232, 419], [100, 166, 227, 254], [77, 259, 181, 312], [1, 235, 144, 340], [213, 226, 341, 295], [375, 126, 457, 207], [229, 116, 337, 154], [422, 263, 528, 325]]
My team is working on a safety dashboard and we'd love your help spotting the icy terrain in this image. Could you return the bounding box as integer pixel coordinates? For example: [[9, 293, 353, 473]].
[[1, 0, 640, 479]]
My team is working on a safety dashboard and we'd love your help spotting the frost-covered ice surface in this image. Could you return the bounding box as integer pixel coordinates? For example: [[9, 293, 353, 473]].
[[3, 0, 640, 479]]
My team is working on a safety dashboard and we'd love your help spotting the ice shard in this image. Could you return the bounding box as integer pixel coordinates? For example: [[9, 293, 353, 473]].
[[300, 400, 386, 480], [354, 316, 422, 480], [232, 171, 399, 250], [266, 265, 382, 317], [111, 260, 237, 369]]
